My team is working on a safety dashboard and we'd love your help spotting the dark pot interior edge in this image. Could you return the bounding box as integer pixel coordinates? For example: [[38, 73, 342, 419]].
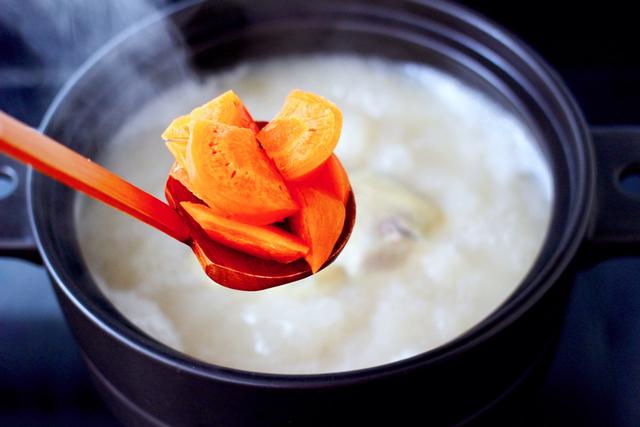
[[31, 0, 594, 387]]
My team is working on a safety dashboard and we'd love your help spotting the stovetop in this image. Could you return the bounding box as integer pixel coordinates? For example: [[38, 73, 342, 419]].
[[1, 1, 639, 426]]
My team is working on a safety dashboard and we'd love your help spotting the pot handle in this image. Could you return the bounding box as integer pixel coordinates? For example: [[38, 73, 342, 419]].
[[588, 127, 640, 254], [0, 155, 41, 263]]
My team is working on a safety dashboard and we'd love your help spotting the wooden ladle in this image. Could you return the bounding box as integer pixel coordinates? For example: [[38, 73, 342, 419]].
[[0, 111, 355, 291]]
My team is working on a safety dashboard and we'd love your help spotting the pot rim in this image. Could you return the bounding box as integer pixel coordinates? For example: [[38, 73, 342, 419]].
[[32, 0, 595, 388]]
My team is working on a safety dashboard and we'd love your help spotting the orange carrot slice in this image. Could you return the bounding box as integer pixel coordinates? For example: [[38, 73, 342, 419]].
[[191, 90, 259, 133], [166, 140, 187, 168], [257, 90, 342, 180], [169, 161, 190, 189], [292, 154, 350, 204], [181, 201, 309, 263], [162, 115, 191, 141], [289, 187, 346, 273], [186, 120, 298, 225], [162, 90, 258, 142], [169, 162, 227, 216]]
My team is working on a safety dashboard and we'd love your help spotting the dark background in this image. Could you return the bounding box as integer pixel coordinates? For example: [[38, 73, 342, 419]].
[[1, 1, 639, 425]]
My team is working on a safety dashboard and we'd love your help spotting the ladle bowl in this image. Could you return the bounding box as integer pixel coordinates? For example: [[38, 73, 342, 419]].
[[0, 110, 355, 290]]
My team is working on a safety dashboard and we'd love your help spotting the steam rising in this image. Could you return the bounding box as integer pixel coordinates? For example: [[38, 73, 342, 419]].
[[0, 0, 182, 121]]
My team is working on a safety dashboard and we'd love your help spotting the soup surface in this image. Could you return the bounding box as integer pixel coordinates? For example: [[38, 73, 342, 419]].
[[77, 55, 552, 374]]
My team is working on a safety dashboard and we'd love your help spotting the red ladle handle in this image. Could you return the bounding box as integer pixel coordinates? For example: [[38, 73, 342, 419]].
[[0, 110, 190, 242]]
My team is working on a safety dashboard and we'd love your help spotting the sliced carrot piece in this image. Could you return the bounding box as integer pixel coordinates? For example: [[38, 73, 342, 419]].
[[166, 140, 187, 168], [289, 187, 346, 273], [169, 161, 191, 189], [181, 201, 309, 263], [186, 120, 298, 225], [162, 91, 259, 144], [257, 90, 342, 180], [292, 154, 350, 204], [168, 162, 226, 216], [161, 115, 191, 141], [191, 90, 259, 133]]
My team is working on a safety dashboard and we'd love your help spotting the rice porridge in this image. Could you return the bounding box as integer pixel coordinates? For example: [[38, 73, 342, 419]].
[[77, 55, 552, 374]]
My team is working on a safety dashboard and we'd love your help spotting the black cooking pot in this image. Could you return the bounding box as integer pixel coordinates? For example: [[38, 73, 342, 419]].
[[2, 0, 640, 425]]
